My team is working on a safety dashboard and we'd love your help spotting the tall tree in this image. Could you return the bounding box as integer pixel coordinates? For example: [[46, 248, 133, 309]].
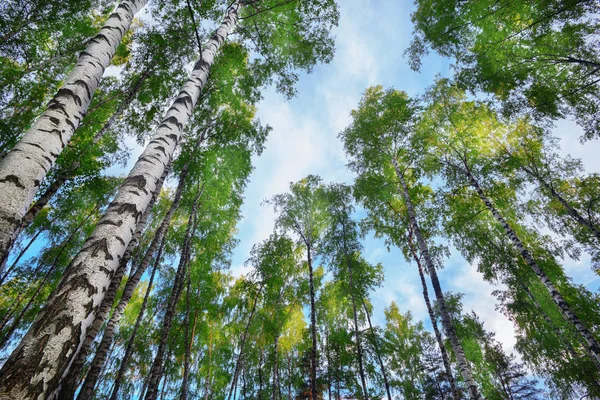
[[268, 175, 329, 400], [341, 86, 483, 399], [0, 0, 148, 272]]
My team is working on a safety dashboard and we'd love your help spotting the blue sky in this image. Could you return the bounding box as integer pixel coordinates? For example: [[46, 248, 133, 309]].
[[225, 0, 600, 357]]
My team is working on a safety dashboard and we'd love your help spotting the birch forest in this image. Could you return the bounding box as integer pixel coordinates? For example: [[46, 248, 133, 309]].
[[1, 0, 600, 399]]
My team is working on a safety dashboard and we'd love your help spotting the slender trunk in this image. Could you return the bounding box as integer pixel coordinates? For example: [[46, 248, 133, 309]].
[[16, 68, 154, 244], [227, 285, 263, 400], [362, 302, 392, 400], [525, 166, 600, 243], [180, 277, 192, 400], [0, 0, 148, 281], [393, 159, 482, 400], [465, 167, 600, 369], [407, 230, 460, 400], [144, 185, 203, 400], [259, 350, 264, 399], [204, 324, 214, 400], [0, 3, 239, 394], [307, 244, 318, 400], [348, 260, 369, 400], [77, 168, 187, 400], [58, 163, 169, 399], [108, 232, 164, 400], [288, 355, 293, 400], [272, 333, 280, 400]]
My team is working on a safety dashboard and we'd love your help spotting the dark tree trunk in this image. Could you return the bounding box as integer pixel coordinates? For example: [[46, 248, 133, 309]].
[[227, 285, 263, 400], [362, 303, 392, 400], [307, 244, 318, 400]]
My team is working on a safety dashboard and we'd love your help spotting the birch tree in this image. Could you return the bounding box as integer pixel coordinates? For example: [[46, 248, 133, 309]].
[[341, 86, 483, 399], [268, 175, 329, 400], [0, 0, 148, 273]]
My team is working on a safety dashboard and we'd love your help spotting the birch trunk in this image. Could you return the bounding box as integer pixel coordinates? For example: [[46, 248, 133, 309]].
[[407, 230, 460, 400], [227, 286, 263, 400], [14, 68, 153, 245], [57, 163, 168, 399], [0, 0, 147, 279], [180, 277, 192, 400], [109, 232, 163, 400], [0, 4, 239, 396], [525, 166, 600, 243], [272, 333, 280, 400], [392, 159, 483, 400], [307, 244, 318, 400], [77, 168, 187, 400], [362, 302, 392, 400], [465, 167, 600, 369], [347, 259, 369, 400], [144, 187, 203, 400]]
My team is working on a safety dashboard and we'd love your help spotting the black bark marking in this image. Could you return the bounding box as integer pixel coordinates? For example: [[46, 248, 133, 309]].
[[46, 100, 69, 116], [109, 12, 123, 22], [81, 238, 114, 260], [49, 116, 60, 126], [90, 33, 112, 47], [155, 146, 167, 157], [0, 174, 25, 189], [173, 95, 192, 109], [161, 116, 183, 131], [112, 202, 142, 220], [98, 219, 124, 227], [115, 236, 125, 246], [73, 79, 92, 99], [118, 2, 133, 15], [123, 174, 146, 189], [55, 88, 83, 107], [23, 141, 45, 152]]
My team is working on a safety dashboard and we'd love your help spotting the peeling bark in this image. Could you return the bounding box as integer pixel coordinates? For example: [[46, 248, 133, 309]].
[[0, 0, 148, 280], [392, 159, 483, 400], [0, 3, 239, 396]]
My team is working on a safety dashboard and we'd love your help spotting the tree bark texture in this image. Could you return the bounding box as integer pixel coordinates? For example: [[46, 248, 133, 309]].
[[57, 163, 169, 399], [0, 4, 239, 397], [15, 68, 154, 246], [77, 167, 186, 400], [0, 0, 148, 280]]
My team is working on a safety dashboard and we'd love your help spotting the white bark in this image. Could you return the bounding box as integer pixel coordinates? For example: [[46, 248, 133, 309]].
[[392, 159, 483, 400], [0, 0, 148, 278], [0, 3, 240, 398]]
